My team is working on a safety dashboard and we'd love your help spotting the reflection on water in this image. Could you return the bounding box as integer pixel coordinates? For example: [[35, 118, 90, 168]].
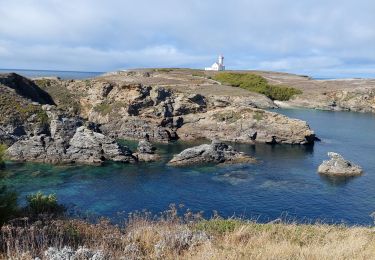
[[319, 174, 360, 186], [1, 109, 375, 225]]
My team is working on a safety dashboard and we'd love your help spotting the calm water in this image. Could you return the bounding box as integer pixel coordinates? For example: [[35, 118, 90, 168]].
[[1, 109, 375, 225], [0, 69, 103, 79]]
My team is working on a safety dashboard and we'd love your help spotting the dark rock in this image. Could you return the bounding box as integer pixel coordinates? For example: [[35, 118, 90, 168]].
[[150, 87, 172, 105]]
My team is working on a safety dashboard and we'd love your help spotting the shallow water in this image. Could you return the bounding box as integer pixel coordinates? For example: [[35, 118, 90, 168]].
[[1, 109, 375, 225]]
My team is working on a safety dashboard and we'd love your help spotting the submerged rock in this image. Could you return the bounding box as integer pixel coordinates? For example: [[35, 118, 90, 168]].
[[318, 152, 363, 176], [168, 140, 255, 166]]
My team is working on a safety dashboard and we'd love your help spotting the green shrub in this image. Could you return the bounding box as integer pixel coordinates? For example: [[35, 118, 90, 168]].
[[93, 102, 113, 115], [26, 191, 64, 215], [154, 68, 173, 72], [36, 110, 49, 127], [253, 111, 264, 121], [266, 85, 303, 101], [0, 144, 7, 168], [213, 72, 302, 101], [0, 186, 19, 225], [34, 79, 81, 115], [195, 218, 244, 234]]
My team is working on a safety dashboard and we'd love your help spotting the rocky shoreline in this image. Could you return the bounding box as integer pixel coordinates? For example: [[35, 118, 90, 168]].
[[6, 105, 136, 165], [256, 71, 375, 113], [4, 69, 372, 166]]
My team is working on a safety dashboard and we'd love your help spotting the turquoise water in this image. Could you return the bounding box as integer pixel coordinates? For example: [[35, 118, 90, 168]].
[[1, 109, 375, 225], [0, 69, 103, 79]]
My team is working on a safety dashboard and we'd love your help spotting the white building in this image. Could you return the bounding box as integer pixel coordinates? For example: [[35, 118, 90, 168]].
[[205, 55, 225, 71]]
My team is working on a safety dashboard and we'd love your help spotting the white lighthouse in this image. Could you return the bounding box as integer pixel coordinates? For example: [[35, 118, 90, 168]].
[[205, 54, 225, 71]]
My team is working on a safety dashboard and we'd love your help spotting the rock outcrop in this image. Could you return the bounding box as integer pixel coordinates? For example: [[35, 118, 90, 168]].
[[36, 75, 316, 145], [0, 71, 321, 166], [255, 72, 375, 113], [177, 107, 316, 144], [168, 141, 255, 166], [133, 138, 160, 162], [318, 152, 363, 176], [6, 106, 135, 165], [0, 72, 320, 167]]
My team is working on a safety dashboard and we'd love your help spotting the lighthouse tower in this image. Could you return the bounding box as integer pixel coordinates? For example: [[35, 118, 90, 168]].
[[205, 54, 226, 71], [218, 55, 224, 66]]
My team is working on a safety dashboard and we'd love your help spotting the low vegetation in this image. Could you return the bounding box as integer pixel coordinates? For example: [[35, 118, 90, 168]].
[[0, 186, 18, 225], [0, 90, 45, 125], [253, 110, 265, 121], [26, 191, 64, 216], [0, 189, 63, 226], [93, 101, 126, 116], [34, 79, 81, 114], [213, 72, 302, 101], [153, 68, 174, 73], [0, 144, 6, 168], [93, 102, 113, 116], [1, 196, 375, 259]]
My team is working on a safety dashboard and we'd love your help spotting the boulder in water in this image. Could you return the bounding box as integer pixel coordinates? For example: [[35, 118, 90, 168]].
[[133, 138, 160, 162], [318, 152, 363, 176], [168, 140, 255, 166]]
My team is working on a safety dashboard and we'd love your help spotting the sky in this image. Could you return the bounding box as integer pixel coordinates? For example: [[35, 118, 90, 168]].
[[0, 0, 374, 78]]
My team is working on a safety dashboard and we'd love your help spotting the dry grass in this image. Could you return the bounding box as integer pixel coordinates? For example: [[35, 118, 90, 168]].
[[1, 208, 375, 259]]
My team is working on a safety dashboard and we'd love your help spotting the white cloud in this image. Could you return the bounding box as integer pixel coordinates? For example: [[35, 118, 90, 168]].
[[0, 0, 374, 77], [0, 41, 209, 71]]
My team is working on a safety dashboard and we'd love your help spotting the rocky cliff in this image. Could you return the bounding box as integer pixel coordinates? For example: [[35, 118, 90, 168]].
[[0, 74, 135, 164], [0, 71, 322, 165], [34, 70, 316, 145]]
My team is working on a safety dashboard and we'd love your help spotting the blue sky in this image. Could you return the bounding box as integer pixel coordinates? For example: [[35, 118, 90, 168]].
[[0, 0, 374, 78]]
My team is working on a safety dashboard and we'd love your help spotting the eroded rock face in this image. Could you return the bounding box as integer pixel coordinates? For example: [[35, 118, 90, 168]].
[[6, 106, 135, 165], [31, 74, 317, 145], [177, 107, 316, 145], [81, 83, 316, 144], [318, 152, 363, 176], [67, 126, 134, 164], [168, 141, 256, 166]]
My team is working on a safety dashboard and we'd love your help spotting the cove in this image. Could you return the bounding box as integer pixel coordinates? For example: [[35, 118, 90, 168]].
[[1, 109, 375, 225]]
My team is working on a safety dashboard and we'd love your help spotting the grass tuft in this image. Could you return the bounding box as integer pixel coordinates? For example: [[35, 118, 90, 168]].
[[26, 191, 65, 215]]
